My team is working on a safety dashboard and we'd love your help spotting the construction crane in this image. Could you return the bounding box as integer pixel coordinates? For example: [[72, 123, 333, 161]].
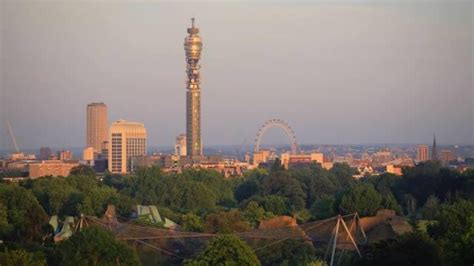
[[5, 120, 20, 152]]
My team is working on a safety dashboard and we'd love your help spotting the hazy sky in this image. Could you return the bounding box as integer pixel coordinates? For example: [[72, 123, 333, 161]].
[[0, 0, 473, 150]]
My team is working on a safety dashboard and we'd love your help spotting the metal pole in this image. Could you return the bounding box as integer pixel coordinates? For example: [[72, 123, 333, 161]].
[[330, 215, 340, 266], [340, 216, 362, 257]]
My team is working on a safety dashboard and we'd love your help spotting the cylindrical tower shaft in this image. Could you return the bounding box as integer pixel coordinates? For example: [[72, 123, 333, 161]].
[[184, 18, 203, 156]]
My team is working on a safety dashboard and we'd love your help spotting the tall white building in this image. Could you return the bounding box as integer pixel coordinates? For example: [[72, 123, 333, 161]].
[[108, 120, 147, 174]]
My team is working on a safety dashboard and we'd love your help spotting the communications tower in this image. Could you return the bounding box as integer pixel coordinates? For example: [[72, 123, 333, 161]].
[[184, 18, 203, 156]]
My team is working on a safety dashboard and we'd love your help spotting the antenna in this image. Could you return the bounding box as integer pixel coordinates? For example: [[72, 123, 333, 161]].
[[191, 17, 195, 28], [5, 120, 20, 152]]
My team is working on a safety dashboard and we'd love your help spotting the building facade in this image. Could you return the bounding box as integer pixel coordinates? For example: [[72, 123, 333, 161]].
[[83, 147, 94, 162], [440, 149, 456, 164], [417, 145, 429, 162], [184, 18, 203, 156], [87, 102, 108, 153], [280, 153, 324, 169], [175, 134, 187, 156], [108, 120, 147, 174], [58, 150, 73, 161], [29, 161, 79, 179]]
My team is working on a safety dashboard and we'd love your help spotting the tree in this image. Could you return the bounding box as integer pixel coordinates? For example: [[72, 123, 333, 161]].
[[182, 213, 204, 232], [65, 175, 120, 216], [69, 165, 96, 178], [293, 167, 338, 209], [255, 239, 317, 266], [58, 226, 140, 266], [259, 195, 290, 215], [181, 169, 235, 206], [30, 177, 75, 215], [185, 234, 260, 266], [270, 158, 285, 172], [242, 201, 265, 227], [310, 195, 336, 220], [205, 210, 251, 234], [125, 166, 164, 205], [235, 180, 260, 202], [428, 200, 474, 266], [421, 195, 440, 220], [306, 260, 327, 266], [76, 186, 117, 216], [339, 184, 383, 216], [381, 192, 402, 214], [355, 231, 441, 266], [103, 173, 128, 190], [0, 249, 47, 266], [402, 193, 417, 216], [330, 163, 357, 188], [262, 172, 306, 211], [399, 161, 463, 206], [0, 202, 11, 236], [366, 173, 401, 198], [0, 184, 48, 242], [181, 182, 218, 210]]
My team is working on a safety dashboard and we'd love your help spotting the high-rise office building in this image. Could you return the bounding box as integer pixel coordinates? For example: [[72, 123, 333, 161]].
[[417, 145, 429, 162], [87, 103, 108, 153], [175, 134, 187, 156], [108, 120, 147, 174], [184, 18, 203, 156]]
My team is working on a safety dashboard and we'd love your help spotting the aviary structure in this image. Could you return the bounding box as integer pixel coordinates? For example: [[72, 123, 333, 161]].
[[184, 18, 203, 156]]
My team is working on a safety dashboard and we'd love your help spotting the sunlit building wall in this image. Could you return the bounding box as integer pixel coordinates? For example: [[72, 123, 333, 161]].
[[417, 145, 429, 162], [83, 147, 94, 161], [184, 18, 203, 156], [29, 161, 79, 179], [175, 134, 187, 156], [108, 120, 147, 174], [87, 102, 108, 153]]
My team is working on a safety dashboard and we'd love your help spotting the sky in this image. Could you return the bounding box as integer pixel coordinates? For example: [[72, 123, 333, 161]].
[[0, 0, 473, 150]]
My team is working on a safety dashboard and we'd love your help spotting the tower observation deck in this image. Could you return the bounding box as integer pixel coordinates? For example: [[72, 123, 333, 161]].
[[184, 18, 203, 156]]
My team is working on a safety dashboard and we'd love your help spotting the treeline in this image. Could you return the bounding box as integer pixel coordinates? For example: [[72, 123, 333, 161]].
[[0, 161, 473, 265]]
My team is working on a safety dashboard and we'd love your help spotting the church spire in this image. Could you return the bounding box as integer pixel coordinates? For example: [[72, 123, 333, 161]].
[[431, 133, 438, 161]]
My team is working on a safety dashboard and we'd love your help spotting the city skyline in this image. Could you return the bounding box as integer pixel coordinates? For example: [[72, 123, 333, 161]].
[[1, 1, 472, 150]]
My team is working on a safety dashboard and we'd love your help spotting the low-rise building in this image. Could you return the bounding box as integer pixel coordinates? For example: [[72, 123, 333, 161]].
[[59, 150, 73, 161], [29, 160, 79, 179], [83, 147, 94, 162], [280, 153, 324, 169], [253, 150, 271, 166]]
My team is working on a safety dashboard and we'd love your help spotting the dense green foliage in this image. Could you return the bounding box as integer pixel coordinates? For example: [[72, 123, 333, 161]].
[[58, 226, 140, 266], [355, 231, 441, 266], [427, 200, 474, 266], [185, 234, 260, 266], [255, 239, 318, 266], [0, 184, 48, 242], [0, 249, 47, 266], [205, 210, 251, 233], [0, 160, 472, 265], [22, 175, 129, 217]]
